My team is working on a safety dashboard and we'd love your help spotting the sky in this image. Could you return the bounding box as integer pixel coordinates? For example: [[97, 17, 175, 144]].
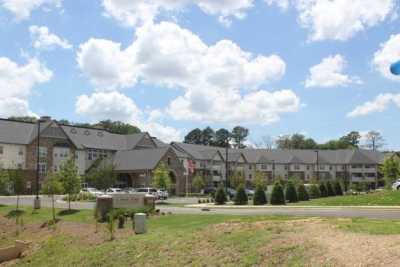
[[1, 0, 400, 149]]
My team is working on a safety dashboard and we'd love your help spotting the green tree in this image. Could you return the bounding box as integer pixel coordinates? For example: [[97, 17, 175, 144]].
[[254, 171, 267, 190], [381, 157, 400, 188], [86, 163, 117, 192], [41, 172, 64, 223], [326, 181, 335, 197], [9, 168, 24, 210], [308, 184, 321, 199], [230, 171, 245, 189], [94, 120, 140, 135], [270, 182, 285, 205], [231, 126, 249, 148], [59, 159, 81, 210], [152, 163, 171, 190], [319, 183, 328, 197], [214, 128, 231, 148], [184, 128, 203, 145], [214, 186, 227, 205], [0, 169, 10, 195], [297, 184, 309, 201], [201, 127, 215, 146], [234, 184, 248, 205], [285, 180, 298, 203], [333, 180, 343, 196], [8, 116, 37, 123], [340, 131, 361, 148], [192, 174, 205, 193], [253, 185, 267, 205]]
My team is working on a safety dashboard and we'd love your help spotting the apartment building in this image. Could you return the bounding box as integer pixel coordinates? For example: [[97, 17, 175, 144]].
[[0, 117, 185, 194]]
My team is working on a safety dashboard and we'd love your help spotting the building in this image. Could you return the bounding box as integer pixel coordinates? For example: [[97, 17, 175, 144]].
[[0, 117, 185, 194]]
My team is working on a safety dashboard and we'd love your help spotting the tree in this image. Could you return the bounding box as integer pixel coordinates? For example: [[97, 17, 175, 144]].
[[255, 135, 275, 150], [152, 163, 171, 190], [308, 184, 321, 199], [340, 131, 361, 148], [201, 127, 215, 146], [184, 128, 203, 144], [86, 163, 117, 192], [8, 116, 37, 123], [364, 131, 384, 151], [381, 157, 400, 188], [234, 184, 248, 205], [253, 185, 267, 205], [192, 174, 205, 193], [297, 184, 309, 201], [214, 186, 227, 205], [254, 171, 267, 190], [276, 135, 292, 149], [214, 128, 231, 148], [285, 180, 298, 203], [319, 183, 328, 197], [270, 182, 285, 205], [0, 169, 10, 195], [326, 181, 335, 197], [333, 180, 343, 196], [230, 171, 245, 189], [41, 172, 64, 223], [231, 126, 249, 148], [8, 168, 24, 210], [59, 159, 81, 210], [94, 120, 140, 135]]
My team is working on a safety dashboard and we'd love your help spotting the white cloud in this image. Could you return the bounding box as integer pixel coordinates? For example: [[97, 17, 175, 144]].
[[77, 22, 297, 125], [296, 0, 396, 41], [373, 34, 400, 81], [0, 57, 52, 117], [101, 0, 254, 27], [264, 0, 290, 10], [305, 54, 361, 88], [1, 0, 62, 20], [75, 91, 181, 142], [29, 25, 72, 50], [347, 93, 400, 117]]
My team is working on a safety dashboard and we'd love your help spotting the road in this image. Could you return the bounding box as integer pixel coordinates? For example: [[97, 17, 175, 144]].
[[1, 195, 400, 219]]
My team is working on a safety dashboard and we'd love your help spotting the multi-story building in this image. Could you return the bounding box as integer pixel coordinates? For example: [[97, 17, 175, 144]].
[[0, 117, 185, 194]]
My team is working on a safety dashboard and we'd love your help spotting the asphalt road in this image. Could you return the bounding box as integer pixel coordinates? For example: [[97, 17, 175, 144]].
[[1, 195, 400, 219]]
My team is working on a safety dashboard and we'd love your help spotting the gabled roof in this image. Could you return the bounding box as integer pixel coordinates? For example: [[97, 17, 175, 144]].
[[113, 147, 171, 171], [0, 119, 35, 145]]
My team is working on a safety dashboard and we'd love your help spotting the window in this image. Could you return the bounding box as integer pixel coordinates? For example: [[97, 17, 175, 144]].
[[329, 166, 333, 170], [351, 164, 363, 169], [70, 128, 77, 134], [17, 163, 22, 169], [38, 163, 47, 176], [167, 157, 171, 166], [284, 165, 288, 170], [249, 174, 252, 179], [0, 146, 3, 155], [294, 164, 300, 170], [306, 165, 310, 170], [18, 147, 23, 156], [84, 130, 90, 136], [319, 165, 325, 170], [38, 147, 47, 158], [54, 165, 58, 172], [365, 164, 375, 169], [261, 164, 267, 170], [249, 165, 252, 170]]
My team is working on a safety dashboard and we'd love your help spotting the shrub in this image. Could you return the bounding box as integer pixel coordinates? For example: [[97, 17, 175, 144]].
[[253, 185, 267, 205], [234, 185, 248, 205], [308, 184, 320, 199], [319, 183, 328, 197], [285, 181, 298, 203], [297, 184, 309, 201], [326, 181, 335, 197], [333, 181, 343, 196], [270, 183, 285, 205], [214, 186, 227, 205], [106, 210, 116, 241]]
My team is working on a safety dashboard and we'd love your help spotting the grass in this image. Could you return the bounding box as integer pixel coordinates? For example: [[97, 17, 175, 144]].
[[334, 217, 400, 235], [293, 190, 400, 206]]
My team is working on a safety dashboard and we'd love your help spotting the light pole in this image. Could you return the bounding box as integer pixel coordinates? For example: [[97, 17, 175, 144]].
[[225, 136, 230, 191], [315, 150, 319, 182], [34, 119, 43, 209], [272, 160, 275, 182]]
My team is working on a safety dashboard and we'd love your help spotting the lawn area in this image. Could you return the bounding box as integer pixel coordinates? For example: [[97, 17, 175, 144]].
[[2, 205, 400, 266], [293, 190, 400, 206]]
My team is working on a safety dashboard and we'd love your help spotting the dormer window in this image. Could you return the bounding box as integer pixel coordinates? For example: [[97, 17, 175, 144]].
[[70, 128, 77, 134], [84, 130, 90, 136], [97, 132, 104, 137]]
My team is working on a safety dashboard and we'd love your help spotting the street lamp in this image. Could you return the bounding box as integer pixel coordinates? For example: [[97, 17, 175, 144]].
[[314, 150, 319, 182], [34, 119, 44, 209], [225, 136, 230, 191]]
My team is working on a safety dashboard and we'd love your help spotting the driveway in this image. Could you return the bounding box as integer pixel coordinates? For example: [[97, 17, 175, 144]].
[[1, 195, 400, 219]]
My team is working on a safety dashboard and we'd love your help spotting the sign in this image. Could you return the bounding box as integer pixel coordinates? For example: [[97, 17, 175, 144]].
[[111, 193, 147, 209]]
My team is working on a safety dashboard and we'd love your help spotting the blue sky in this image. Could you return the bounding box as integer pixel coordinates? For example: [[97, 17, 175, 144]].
[[1, 0, 400, 149]]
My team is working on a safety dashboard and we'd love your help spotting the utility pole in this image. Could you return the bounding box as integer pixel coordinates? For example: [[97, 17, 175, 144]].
[[34, 119, 42, 209], [315, 150, 320, 182]]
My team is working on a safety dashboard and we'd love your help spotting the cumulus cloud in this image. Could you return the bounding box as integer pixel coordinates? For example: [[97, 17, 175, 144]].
[[347, 93, 400, 117], [264, 0, 290, 10], [0, 57, 52, 117], [75, 91, 181, 142], [1, 0, 62, 20], [29, 25, 72, 50], [373, 34, 400, 81], [296, 0, 396, 41], [305, 54, 361, 88], [77, 22, 298, 125], [101, 0, 254, 27]]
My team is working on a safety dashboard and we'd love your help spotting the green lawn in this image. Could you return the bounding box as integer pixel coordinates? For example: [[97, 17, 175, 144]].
[[293, 190, 400, 206]]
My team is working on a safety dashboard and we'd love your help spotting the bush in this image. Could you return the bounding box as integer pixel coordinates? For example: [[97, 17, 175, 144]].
[[253, 185, 267, 205], [234, 185, 248, 205], [308, 184, 321, 199], [334, 180, 343, 196], [319, 183, 328, 197], [214, 186, 227, 205], [270, 183, 285, 205], [326, 181, 335, 197], [285, 181, 298, 203], [297, 184, 309, 201]]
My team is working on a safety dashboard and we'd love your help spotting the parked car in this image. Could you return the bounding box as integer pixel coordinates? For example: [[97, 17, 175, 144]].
[[392, 180, 400, 190], [157, 189, 169, 200], [106, 188, 123, 194], [123, 187, 137, 193], [202, 187, 216, 195], [80, 187, 103, 196], [136, 187, 159, 198], [245, 189, 255, 197], [226, 188, 237, 199]]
